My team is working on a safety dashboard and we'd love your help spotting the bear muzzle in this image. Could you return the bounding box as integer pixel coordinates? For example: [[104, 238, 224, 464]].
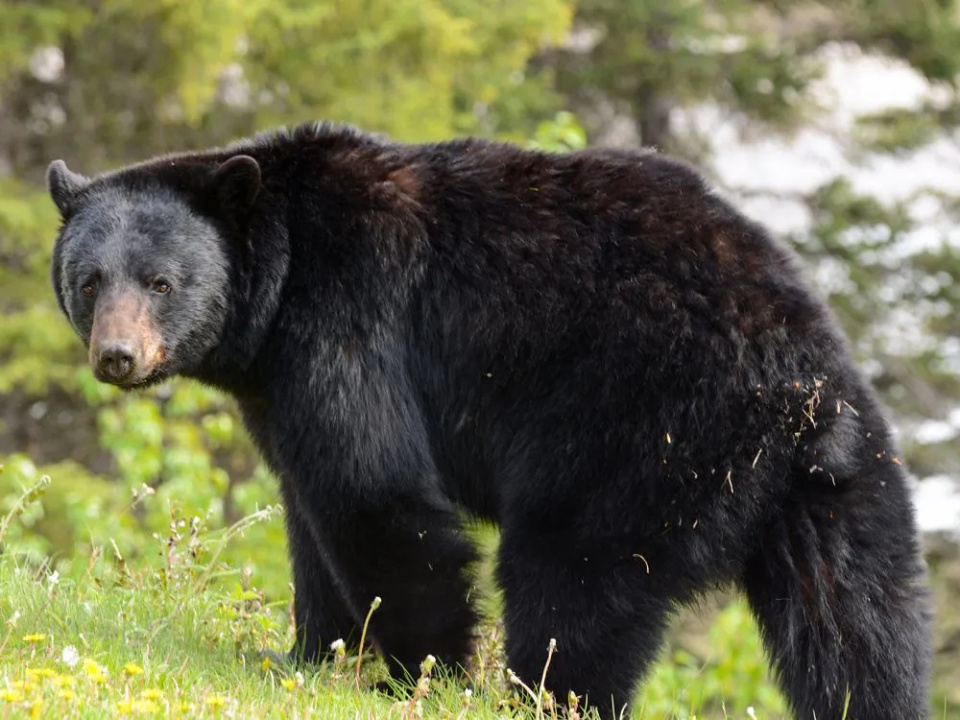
[[88, 292, 165, 387]]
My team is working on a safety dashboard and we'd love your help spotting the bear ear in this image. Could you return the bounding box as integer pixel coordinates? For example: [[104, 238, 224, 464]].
[[208, 155, 261, 216], [47, 160, 90, 216]]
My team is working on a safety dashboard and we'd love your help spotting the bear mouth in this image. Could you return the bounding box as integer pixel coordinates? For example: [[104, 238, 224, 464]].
[[113, 367, 170, 391]]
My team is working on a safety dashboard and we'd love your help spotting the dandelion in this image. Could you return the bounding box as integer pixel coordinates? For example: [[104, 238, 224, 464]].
[[57, 689, 75, 700], [52, 675, 76, 688], [29, 700, 43, 720], [116, 700, 133, 713], [22, 633, 47, 643], [61, 645, 80, 668], [123, 662, 144, 676], [140, 688, 162, 700], [132, 700, 159, 714], [0, 688, 25, 702], [12, 680, 38, 692], [82, 658, 107, 685], [280, 677, 296, 690], [261, 656, 271, 672], [26, 668, 57, 680], [205, 695, 227, 708]]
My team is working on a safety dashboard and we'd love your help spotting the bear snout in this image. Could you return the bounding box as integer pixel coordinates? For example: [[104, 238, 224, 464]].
[[88, 292, 165, 387]]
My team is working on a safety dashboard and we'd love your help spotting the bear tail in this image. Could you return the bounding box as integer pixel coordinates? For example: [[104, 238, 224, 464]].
[[741, 404, 932, 719]]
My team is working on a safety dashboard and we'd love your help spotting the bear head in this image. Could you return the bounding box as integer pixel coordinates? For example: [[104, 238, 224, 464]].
[[46, 155, 262, 388]]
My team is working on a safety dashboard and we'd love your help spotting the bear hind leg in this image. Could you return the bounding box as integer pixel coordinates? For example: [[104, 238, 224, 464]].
[[742, 463, 931, 720], [497, 528, 672, 719]]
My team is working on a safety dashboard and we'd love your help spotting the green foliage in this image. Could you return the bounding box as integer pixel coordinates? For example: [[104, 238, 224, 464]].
[[554, 0, 960, 150], [638, 602, 786, 717], [788, 177, 960, 478], [847, 0, 960, 83], [527, 111, 588, 152], [553, 0, 826, 150], [854, 107, 942, 153], [246, 0, 573, 142], [0, 0, 575, 178], [0, 181, 76, 393], [0, 2, 91, 81]]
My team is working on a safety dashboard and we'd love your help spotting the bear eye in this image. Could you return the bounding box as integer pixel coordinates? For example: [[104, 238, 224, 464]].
[[153, 280, 171, 294], [81, 283, 96, 296]]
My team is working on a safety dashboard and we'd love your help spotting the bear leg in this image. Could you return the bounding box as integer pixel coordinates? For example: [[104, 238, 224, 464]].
[[497, 528, 671, 718], [284, 501, 360, 664], [742, 460, 931, 720], [293, 484, 479, 686]]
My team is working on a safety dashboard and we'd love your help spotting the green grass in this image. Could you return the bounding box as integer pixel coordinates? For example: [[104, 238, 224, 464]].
[[0, 482, 790, 719]]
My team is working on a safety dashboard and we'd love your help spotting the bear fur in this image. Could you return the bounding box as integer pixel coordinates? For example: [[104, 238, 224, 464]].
[[48, 122, 931, 718]]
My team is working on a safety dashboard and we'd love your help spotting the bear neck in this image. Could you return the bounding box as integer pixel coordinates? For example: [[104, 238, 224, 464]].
[[193, 198, 291, 393]]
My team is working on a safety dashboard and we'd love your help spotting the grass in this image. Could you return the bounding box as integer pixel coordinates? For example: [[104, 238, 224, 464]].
[[0, 479, 791, 719]]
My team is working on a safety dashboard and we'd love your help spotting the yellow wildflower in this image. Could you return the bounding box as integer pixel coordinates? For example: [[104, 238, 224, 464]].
[[30, 700, 43, 720], [52, 675, 76, 687], [82, 658, 107, 683], [22, 634, 47, 643], [132, 700, 159, 714], [123, 662, 144, 676], [0, 689, 25, 702], [205, 695, 227, 708], [26, 668, 57, 680], [261, 656, 271, 672], [58, 689, 75, 700], [280, 677, 296, 690], [116, 699, 133, 713], [140, 688, 162, 700]]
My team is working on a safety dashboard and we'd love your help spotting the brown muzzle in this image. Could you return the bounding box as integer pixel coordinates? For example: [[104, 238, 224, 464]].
[[88, 291, 164, 386]]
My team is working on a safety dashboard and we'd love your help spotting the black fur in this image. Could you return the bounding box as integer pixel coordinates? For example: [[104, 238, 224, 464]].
[[48, 122, 932, 718]]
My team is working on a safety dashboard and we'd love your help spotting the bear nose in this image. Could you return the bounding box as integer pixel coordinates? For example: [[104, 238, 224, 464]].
[[97, 341, 136, 382]]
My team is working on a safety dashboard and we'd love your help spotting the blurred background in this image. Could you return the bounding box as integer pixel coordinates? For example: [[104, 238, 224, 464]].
[[0, 0, 958, 714]]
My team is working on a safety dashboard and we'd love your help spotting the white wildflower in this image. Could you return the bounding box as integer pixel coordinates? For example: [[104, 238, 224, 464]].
[[61, 645, 80, 668]]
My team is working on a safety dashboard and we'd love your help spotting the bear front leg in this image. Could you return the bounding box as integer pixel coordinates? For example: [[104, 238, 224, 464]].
[[271, 359, 478, 683], [295, 482, 479, 685], [283, 498, 360, 664]]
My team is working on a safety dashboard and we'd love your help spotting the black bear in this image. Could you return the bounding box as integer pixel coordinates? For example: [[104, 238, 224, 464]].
[[47, 122, 931, 718]]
